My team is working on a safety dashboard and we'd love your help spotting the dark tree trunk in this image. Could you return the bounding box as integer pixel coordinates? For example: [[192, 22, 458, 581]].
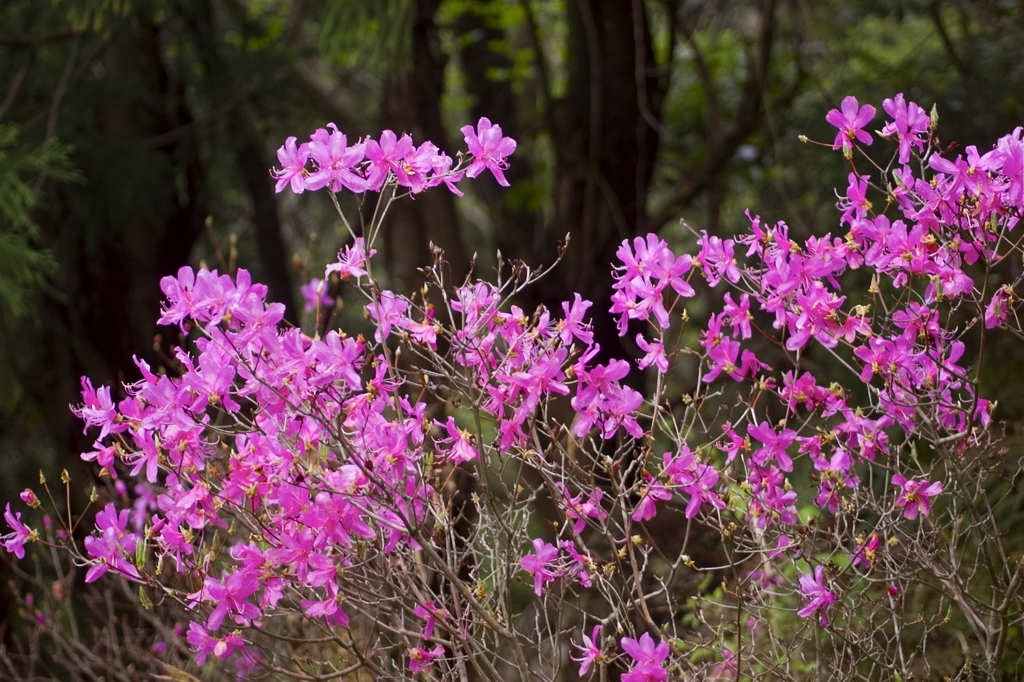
[[379, 0, 470, 291], [553, 0, 664, 365], [27, 17, 207, 500], [457, 0, 665, 367], [238, 130, 299, 325]]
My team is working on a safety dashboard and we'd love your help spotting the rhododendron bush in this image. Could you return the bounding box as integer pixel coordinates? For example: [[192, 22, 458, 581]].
[[4, 98, 1024, 680]]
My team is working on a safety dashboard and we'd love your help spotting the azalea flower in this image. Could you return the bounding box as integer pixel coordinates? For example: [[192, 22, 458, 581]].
[[460, 117, 517, 186], [300, 278, 332, 312], [797, 565, 837, 626], [852, 532, 882, 568], [826, 95, 876, 155], [520, 538, 560, 595], [571, 624, 603, 676], [620, 632, 670, 682], [271, 136, 309, 193], [2, 504, 34, 559], [891, 474, 943, 519], [408, 645, 444, 674]]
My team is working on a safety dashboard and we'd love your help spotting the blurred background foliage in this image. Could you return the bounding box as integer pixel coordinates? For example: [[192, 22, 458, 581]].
[[1, 0, 1022, 674]]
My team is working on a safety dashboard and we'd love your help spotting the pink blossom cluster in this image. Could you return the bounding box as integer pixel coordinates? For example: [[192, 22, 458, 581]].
[[2, 98, 1023, 678], [272, 117, 515, 196]]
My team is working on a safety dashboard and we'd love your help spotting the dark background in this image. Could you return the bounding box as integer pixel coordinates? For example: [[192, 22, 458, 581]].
[[1, 0, 1022, 673]]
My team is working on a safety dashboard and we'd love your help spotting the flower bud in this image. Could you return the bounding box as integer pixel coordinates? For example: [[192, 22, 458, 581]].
[[19, 489, 39, 508]]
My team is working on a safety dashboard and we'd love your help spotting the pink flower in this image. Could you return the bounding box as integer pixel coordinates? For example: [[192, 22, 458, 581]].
[[460, 117, 517, 186], [413, 601, 449, 640], [825, 96, 875, 154], [556, 483, 607, 534], [722, 292, 753, 339], [636, 334, 669, 374], [73, 377, 126, 441], [300, 278, 332, 312], [520, 538, 560, 595], [271, 136, 309, 193], [620, 632, 670, 682], [891, 474, 943, 520], [695, 232, 740, 286], [305, 123, 368, 193], [19, 489, 39, 507], [367, 290, 410, 343], [325, 238, 375, 282], [881, 93, 930, 163], [433, 417, 480, 464], [408, 645, 444, 674], [747, 421, 797, 471], [2, 503, 34, 559], [560, 293, 594, 346], [364, 130, 415, 191], [631, 479, 671, 522], [797, 565, 837, 626], [83, 503, 140, 582], [186, 622, 245, 666], [571, 624, 603, 676]]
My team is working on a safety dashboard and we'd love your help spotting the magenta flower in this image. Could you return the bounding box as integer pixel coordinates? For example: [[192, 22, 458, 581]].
[[433, 416, 480, 464], [461, 117, 517, 186], [797, 565, 837, 626], [198, 570, 263, 631], [325, 237, 375, 282], [367, 290, 410, 343], [852, 532, 881, 568], [2, 503, 34, 559], [413, 601, 449, 640], [520, 538, 560, 595], [300, 278, 333, 312], [73, 377, 126, 441], [631, 479, 672, 522], [305, 123, 368, 193], [556, 483, 607, 534], [695, 232, 740, 286], [186, 622, 245, 666], [825, 95, 876, 154], [984, 286, 1012, 329], [635, 334, 669, 374], [363, 129, 415, 191], [83, 503, 140, 583], [881, 93, 930, 163], [620, 632, 670, 682], [747, 421, 797, 471], [722, 292, 753, 339], [891, 474, 943, 520], [571, 624, 603, 676], [408, 645, 444, 674], [271, 136, 309, 193], [559, 293, 594, 346], [704, 337, 742, 383]]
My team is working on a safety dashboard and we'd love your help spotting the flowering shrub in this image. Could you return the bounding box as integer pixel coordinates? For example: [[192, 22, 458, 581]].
[[3, 99, 1024, 680]]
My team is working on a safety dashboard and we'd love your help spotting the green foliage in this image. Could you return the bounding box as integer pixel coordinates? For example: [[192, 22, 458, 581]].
[[317, 0, 415, 70], [0, 124, 77, 317]]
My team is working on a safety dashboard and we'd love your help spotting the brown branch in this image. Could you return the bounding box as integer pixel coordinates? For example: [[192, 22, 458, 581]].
[[0, 60, 29, 121], [0, 28, 76, 46], [678, 6, 723, 141], [632, 0, 664, 136], [929, 0, 969, 76], [517, 0, 557, 137], [33, 33, 81, 191]]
